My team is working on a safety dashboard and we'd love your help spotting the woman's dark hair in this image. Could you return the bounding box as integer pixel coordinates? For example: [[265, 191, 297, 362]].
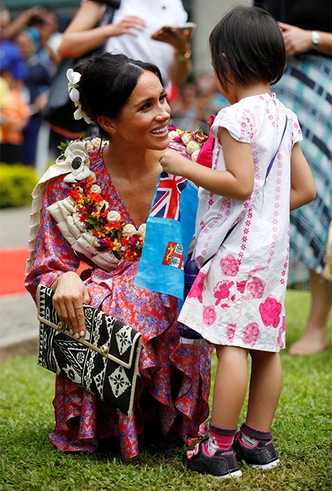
[[209, 6, 286, 90], [75, 53, 163, 139]]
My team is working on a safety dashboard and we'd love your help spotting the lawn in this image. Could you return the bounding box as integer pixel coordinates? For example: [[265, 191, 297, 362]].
[[0, 289, 331, 491]]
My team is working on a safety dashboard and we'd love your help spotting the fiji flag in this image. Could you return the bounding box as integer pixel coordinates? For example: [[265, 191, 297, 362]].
[[134, 170, 198, 299]]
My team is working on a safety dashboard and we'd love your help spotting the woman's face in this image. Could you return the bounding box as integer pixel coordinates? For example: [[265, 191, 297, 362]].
[[112, 70, 171, 151]]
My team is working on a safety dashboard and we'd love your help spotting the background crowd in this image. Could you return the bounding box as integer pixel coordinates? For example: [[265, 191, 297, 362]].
[[0, 1, 226, 170]]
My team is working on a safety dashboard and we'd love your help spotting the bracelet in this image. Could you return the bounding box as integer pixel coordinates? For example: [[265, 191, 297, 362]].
[[176, 48, 191, 62]]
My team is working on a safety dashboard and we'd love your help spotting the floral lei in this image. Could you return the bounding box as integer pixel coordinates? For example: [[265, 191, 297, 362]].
[[67, 174, 145, 262]]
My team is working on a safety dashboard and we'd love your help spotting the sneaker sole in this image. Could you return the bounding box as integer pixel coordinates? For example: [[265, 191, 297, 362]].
[[250, 458, 280, 470], [182, 464, 242, 479]]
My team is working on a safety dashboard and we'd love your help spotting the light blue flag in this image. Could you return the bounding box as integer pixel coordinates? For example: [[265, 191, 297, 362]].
[[134, 172, 198, 299]]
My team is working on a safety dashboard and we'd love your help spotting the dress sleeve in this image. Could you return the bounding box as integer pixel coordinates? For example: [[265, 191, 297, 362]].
[[286, 109, 303, 147], [210, 105, 253, 144], [24, 175, 80, 303]]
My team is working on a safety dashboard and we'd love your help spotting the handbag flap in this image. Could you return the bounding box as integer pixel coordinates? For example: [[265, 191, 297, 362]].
[[37, 284, 142, 369]]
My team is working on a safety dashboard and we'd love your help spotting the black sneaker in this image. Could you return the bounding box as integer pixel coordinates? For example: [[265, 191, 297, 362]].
[[233, 432, 280, 470], [182, 437, 242, 478]]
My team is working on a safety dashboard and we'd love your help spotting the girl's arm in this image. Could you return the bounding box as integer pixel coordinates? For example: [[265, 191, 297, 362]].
[[161, 128, 254, 200], [58, 1, 145, 59], [290, 142, 316, 211]]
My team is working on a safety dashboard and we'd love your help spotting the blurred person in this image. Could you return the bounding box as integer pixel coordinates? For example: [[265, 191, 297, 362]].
[[5, 5, 60, 76], [0, 69, 30, 164], [15, 31, 51, 166], [0, 5, 28, 84], [170, 82, 201, 131], [255, 0, 332, 355], [58, 0, 194, 92]]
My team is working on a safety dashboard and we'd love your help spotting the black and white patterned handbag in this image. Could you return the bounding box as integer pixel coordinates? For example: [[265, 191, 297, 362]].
[[37, 284, 142, 416]]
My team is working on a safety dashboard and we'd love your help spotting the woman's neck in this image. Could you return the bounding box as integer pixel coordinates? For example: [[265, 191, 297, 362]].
[[102, 142, 162, 181]]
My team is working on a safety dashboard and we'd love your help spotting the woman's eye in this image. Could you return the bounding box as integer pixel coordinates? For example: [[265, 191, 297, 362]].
[[160, 94, 167, 103], [140, 103, 151, 111]]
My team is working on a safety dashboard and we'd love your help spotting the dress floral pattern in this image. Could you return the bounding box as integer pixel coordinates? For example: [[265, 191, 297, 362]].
[[178, 94, 303, 352], [25, 148, 211, 460]]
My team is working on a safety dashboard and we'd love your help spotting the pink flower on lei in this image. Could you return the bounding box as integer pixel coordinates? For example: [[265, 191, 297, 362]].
[[220, 254, 240, 276], [247, 277, 266, 299], [214, 280, 234, 306], [242, 322, 261, 347], [188, 271, 206, 303], [259, 296, 282, 328], [203, 305, 216, 327], [227, 323, 236, 342]]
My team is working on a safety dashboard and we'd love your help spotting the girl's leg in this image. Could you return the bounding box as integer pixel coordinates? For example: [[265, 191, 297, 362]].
[[211, 345, 249, 428], [289, 270, 331, 355], [246, 350, 282, 431]]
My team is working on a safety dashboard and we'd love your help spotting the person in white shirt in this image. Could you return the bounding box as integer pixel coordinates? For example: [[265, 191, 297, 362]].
[[58, 0, 195, 90]]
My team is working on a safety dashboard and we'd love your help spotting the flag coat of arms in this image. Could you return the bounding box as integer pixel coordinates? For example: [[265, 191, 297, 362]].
[[134, 170, 198, 299]]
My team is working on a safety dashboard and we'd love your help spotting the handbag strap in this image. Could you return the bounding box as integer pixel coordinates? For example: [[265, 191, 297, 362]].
[[265, 116, 288, 180]]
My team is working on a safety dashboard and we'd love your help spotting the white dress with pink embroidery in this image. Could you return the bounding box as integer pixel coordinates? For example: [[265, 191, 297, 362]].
[[178, 93, 303, 352]]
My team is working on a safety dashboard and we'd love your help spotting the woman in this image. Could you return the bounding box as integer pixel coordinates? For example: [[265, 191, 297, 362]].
[[25, 53, 211, 460], [255, 0, 332, 355]]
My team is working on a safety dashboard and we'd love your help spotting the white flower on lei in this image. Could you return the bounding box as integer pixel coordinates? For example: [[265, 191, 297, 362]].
[[60, 141, 95, 184], [138, 223, 146, 237], [186, 139, 201, 155], [107, 210, 121, 222], [122, 224, 137, 237]]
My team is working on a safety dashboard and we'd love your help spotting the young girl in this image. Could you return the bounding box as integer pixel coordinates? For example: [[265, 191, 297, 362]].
[[160, 6, 316, 478]]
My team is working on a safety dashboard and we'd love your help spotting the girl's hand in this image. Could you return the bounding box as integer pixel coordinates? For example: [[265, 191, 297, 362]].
[[159, 148, 190, 176], [51, 272, 90, 339], [278, 22, 312, 56]]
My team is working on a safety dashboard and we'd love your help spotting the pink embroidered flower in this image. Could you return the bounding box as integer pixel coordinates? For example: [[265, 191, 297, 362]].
[[236, 280, 247, 294], [227, 323, 236, 342], [188, 271, 206, 303], [247, 277, 266, 299], [259, 296, 282, 328], [220, 254, 240, 276], [203, 305, 216, 327], [214, 280, 234, 306], [242, 322, 260, 347], [277, 315, 286, 349]]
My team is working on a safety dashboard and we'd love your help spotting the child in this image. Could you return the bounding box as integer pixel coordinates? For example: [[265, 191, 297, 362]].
[[160, 6, 316, 479]]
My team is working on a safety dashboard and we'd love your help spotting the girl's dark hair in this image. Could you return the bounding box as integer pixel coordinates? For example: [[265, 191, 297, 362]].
[[209, 6, 286, 90], [75, 52, 163, 139]]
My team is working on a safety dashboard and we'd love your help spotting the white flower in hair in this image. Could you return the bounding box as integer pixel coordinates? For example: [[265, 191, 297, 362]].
[[67, 68, 91, 124], [67, 68, 81, 93], [73, 105, 91, 124]]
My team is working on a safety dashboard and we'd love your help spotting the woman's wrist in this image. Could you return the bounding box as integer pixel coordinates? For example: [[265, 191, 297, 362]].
[[175, 45, 191, 62]]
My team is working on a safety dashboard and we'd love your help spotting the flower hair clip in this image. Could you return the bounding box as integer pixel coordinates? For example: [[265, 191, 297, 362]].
[[66, 68, 91, 124]]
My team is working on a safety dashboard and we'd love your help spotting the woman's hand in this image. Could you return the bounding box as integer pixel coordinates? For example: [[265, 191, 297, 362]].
[[106, 15, 146, 37], [151, 25, 193, 54], [278, 22, 312, 56], [51, 272, 90, 339]]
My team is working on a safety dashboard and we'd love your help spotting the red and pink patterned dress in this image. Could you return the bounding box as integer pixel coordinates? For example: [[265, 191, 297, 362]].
[[25, 147, 211, 460]]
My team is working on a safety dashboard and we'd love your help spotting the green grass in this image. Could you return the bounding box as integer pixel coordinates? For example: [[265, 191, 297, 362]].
[[0, 290, 331, 491]]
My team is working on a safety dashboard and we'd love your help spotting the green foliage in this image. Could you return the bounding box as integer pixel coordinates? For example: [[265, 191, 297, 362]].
[[0, 290, 331, 491], [0, 163, 38, 208]]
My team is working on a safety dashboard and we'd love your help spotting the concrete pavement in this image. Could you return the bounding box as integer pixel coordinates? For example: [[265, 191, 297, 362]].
[[0, 206, 38, 349]]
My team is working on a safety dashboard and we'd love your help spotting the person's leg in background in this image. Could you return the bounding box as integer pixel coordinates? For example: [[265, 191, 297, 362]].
[[289, 270, 331, 355]]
